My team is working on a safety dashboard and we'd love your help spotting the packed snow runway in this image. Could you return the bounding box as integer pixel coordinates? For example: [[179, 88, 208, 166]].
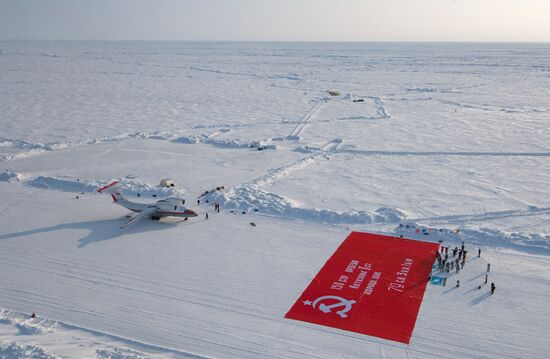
[[1, 41, 550, 358]]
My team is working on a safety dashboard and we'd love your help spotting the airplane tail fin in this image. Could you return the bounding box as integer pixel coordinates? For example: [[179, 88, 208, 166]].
[[97, 181, 127, 202]]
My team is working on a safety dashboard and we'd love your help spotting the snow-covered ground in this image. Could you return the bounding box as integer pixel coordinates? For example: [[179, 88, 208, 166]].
[[1, 41, 549, 358]]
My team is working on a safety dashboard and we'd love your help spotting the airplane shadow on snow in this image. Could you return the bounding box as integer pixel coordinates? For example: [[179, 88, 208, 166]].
[[0, 217, 177, 248]]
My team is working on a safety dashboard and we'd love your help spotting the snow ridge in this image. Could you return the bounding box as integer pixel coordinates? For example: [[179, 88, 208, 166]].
[[0, 342, 58, 359], [0, 130, 183, 162], [0, 310, 57, 335], [395, 223, 550, 254], [24, 176, 186, 198], [205, 139, 407, 224], [173, 132, 276, 151], [0, 170, 23, 182]]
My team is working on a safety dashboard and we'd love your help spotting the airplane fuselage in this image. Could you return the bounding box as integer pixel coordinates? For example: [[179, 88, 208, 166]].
[[116, 199, 198, 218]]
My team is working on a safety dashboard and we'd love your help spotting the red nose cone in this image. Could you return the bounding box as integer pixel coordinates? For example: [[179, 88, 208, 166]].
[[185, 210, 198, 217]]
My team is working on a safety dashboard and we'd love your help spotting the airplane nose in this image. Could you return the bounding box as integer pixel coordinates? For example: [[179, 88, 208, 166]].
[[185, 209, 198, 217]]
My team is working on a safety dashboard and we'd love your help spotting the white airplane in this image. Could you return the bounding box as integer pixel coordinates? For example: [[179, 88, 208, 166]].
[[97, 181, 198, 229]]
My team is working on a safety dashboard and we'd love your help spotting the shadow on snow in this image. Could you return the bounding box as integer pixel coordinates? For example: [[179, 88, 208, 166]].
[[0, 218, 176, 248]]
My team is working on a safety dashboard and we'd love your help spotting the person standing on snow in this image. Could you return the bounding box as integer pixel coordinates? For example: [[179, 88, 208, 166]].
[[491, 282, 496, 295]]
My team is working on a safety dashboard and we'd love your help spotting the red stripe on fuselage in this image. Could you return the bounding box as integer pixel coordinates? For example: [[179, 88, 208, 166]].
[[97, 181, 119, 193]]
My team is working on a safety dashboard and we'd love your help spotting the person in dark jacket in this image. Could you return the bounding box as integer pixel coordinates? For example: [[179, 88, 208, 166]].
[[491, 282, 496, 295]]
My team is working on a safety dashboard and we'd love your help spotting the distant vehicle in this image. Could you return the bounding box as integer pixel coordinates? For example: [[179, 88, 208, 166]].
[[97, 181, 197, 229]]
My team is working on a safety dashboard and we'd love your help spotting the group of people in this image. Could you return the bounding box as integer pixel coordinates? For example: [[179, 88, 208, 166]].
[[197, 198, 222, 219], [435, 243, 469, 274], [435, 242, 496, 295]]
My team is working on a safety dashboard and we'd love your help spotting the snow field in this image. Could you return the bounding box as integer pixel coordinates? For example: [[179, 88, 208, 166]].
[[1, 41, 550, 358]]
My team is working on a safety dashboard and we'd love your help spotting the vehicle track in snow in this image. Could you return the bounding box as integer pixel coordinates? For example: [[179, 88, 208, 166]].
[[337, 149, 550, 158], [287, 100, 325, 140]]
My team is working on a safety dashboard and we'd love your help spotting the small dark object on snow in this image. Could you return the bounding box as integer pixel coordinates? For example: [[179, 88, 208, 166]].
[[491, 282, 496, 295], [254, 208, 259, 212], [31, 312, 36, 318], [137, 193, 140, 197], [242, 211, 246, 214], [250, 222, 256, 227], [353, 99, 364, 102], [76, 196, 79, 199], [152, 194, 156, 198]]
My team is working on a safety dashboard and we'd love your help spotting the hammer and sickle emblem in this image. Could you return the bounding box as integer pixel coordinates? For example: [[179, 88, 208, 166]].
[[303, 295, 356, 318]]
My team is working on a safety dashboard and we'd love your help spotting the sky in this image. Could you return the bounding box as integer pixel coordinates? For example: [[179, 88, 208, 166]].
[[0, 0, 549, 42]]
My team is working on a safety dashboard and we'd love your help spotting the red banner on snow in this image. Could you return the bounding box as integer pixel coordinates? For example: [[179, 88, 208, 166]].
[[285, 232, 439, 344]]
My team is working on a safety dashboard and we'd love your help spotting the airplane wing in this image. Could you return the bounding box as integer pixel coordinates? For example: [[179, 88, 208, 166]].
[[121, 206, 159, 229]]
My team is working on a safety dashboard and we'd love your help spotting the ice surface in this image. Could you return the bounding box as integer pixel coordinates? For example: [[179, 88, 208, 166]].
[[1, 41, 549, 358]]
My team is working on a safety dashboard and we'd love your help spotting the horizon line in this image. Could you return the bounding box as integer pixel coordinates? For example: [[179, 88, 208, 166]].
[[1, 38, 550, 44]]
